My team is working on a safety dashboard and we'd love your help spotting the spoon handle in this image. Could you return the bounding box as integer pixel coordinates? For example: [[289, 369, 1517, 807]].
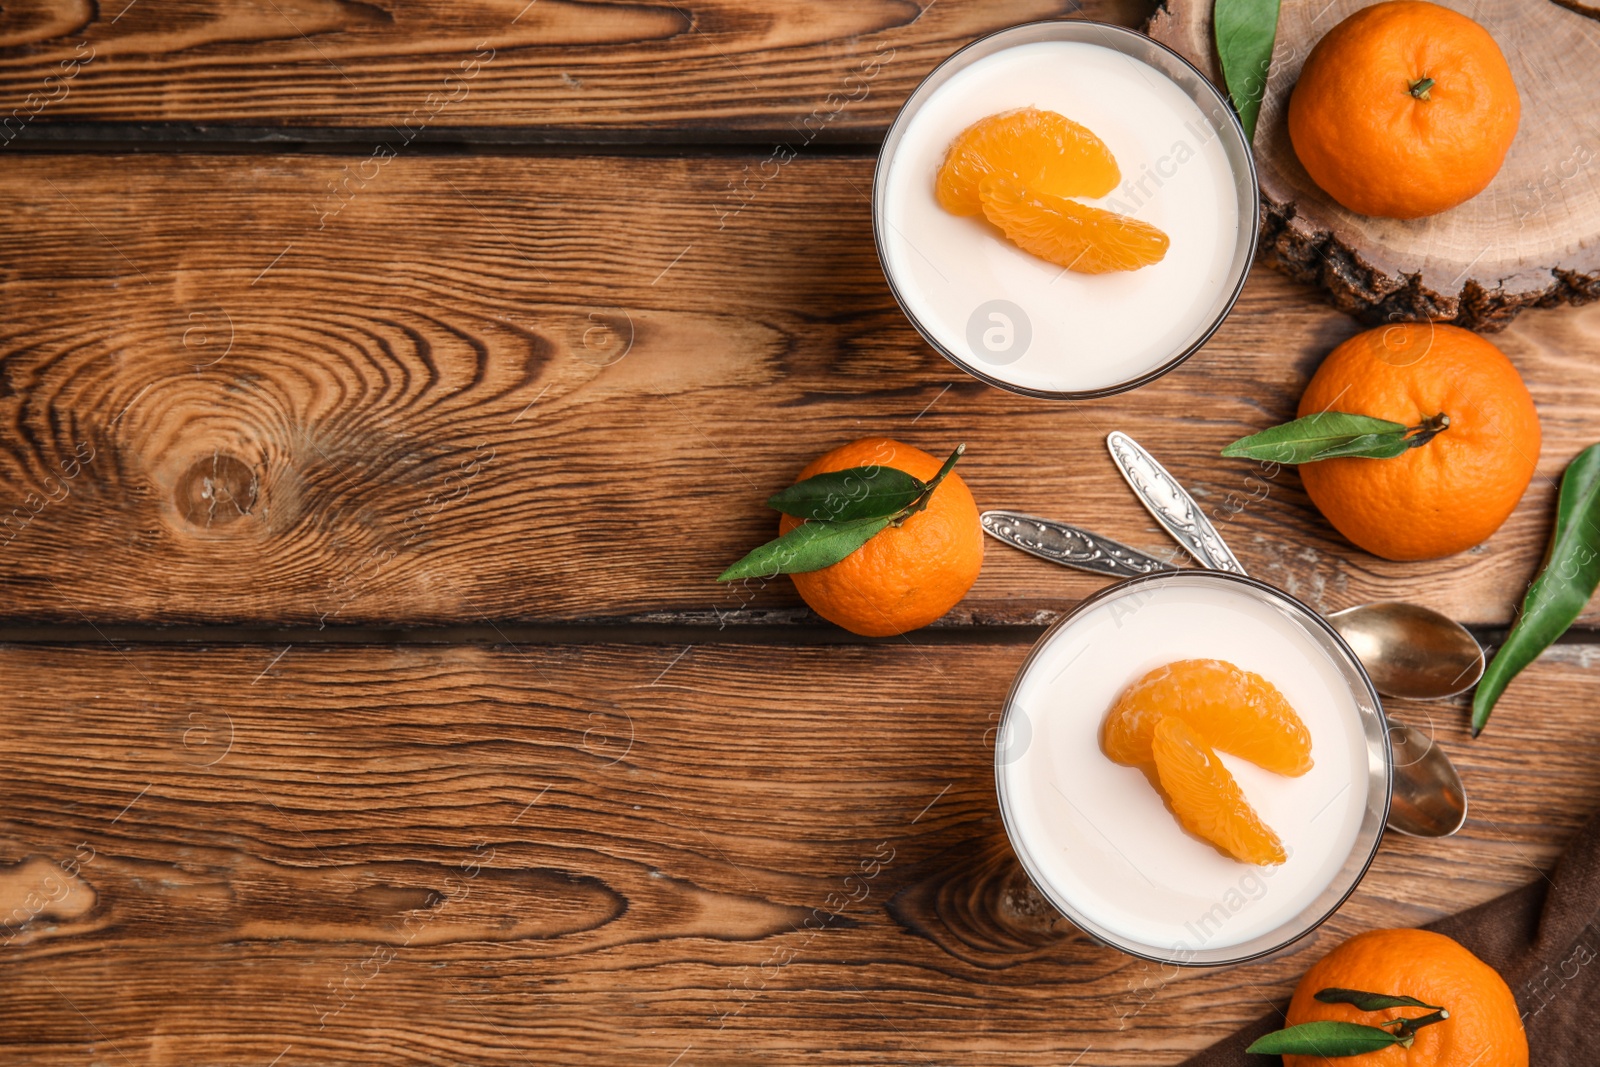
[[981, 510, 1179, 578], [1106, 432, 1249, 576]]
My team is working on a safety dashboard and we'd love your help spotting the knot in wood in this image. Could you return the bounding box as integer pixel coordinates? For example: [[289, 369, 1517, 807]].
[[175, 452, 259, 529]]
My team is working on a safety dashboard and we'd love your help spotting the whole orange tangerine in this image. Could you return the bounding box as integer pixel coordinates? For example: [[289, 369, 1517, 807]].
[[1283, 928, 1528, 1067], [779, 438, 982, 637], [1296, 323, 1540, 561], [1288, 1, 1520, 219]]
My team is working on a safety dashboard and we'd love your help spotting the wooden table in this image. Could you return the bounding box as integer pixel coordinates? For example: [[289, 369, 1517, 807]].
[[2, 3, 1597, 1063]]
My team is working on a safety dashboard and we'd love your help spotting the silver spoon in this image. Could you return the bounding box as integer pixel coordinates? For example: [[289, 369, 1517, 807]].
[[981, 509, 1470, 838]]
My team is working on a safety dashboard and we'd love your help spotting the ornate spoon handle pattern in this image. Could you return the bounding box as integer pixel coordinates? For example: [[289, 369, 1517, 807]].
[[980, 510, 1177, 579], [1105, 431, 1248, 576]]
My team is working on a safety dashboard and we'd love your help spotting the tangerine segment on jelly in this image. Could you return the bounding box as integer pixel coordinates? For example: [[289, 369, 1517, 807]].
[[1101, 659, 1313, 777], [979, 177, 1170, 275], [935, 107, 1121, 216], [1099, 658, 1311, 867], [1152, 718, 1289, 867], [935, 107, 1168, 275]]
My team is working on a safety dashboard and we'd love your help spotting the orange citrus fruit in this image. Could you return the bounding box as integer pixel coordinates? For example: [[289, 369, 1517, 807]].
[[1151, 717, 1287, 866], [1296, 323, 1540, 561], [1288, 1, 1520, 219], [1102, 659, 1313, 777], [978, 176, 1170, 274], [778, 438, 982, 637], [936, 106, 1120, 216], [1283, 928, 1528, 1067]]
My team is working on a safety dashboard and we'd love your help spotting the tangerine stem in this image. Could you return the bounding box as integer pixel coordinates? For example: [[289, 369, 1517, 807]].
[[1405, 412, 1451, 450], [1389, 1007, 1450, 1047], [1409, 77, 1435, 101], [891, 442, 965, 526]]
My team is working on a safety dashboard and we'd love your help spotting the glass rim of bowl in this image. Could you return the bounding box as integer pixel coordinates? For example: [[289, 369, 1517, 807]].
[[993, 570, 1393, 967], [872, 20, 1262, 401]]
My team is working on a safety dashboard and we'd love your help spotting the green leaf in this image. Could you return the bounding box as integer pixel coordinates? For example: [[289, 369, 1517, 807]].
[[1221, 412, 1409, 464], [1214, 0, 1281, 141], [717, 516, 893, 582], [1304, 432, 1417, 461], [1246, 1021, 1401, 1057], [1314, 988, 1442, 1012], [766, 465, 925, 522], [1473, 443, 1600, 735]]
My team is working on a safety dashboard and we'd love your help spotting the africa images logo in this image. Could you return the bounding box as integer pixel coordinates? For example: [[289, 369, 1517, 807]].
[[966, 299, 1032, 367]]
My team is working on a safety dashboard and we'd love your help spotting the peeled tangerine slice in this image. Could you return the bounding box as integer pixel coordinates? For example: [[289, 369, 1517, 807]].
[[1101, 659, 1313, 777], [978, 176, 1169, 275], [936, 107, 1121, 217], [1153, 717, 1288, 867]]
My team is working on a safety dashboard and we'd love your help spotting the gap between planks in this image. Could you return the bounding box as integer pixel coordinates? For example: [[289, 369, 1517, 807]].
[[0, 126, 892, 154], [0, 621, 1592, 648]]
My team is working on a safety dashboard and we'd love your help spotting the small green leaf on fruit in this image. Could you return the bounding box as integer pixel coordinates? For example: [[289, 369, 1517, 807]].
[[717, 515, 895, 582], [1221, 412, 1409, 463], [767, 465, 925, 522], [1314, 988, 1443, 1012], [1246, 1021, 1402, 1057]]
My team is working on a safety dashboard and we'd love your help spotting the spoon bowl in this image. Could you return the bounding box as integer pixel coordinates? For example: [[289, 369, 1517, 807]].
[[1326, 602, 1485, 701], [1386, 719, 1469, 837]]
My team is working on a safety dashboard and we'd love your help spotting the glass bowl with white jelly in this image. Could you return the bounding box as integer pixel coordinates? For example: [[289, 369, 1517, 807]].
[[994, 571, 1391, 966], [874, 21, 1260, 399]]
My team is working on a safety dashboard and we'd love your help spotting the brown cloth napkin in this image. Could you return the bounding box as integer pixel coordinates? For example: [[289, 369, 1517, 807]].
[[1181, 808, 1600, 1065]]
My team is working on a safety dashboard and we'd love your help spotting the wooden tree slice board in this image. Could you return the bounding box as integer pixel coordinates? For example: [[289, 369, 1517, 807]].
[[1148, 0, 1600, 330]]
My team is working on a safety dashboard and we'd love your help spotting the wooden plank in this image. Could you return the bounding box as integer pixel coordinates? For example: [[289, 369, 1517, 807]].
[[0, 152, 1596, 628], [0, 1, 1151, 140], [0, 642, 1593, 1064], [0, 639, 1593, 1062]]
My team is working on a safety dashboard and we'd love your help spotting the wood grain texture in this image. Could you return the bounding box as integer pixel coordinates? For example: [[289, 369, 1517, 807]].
[[1147, 0, 1600, 330], [0, 642, 1594, 1065], [0, 0, 1154, 140], [0, 152, 1597, 629]]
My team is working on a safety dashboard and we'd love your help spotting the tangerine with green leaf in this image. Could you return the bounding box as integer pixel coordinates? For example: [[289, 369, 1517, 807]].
[[778, 438, 983, 637], [1295, 323, 1540, 561], [1280, 928, 1527, 1067]]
